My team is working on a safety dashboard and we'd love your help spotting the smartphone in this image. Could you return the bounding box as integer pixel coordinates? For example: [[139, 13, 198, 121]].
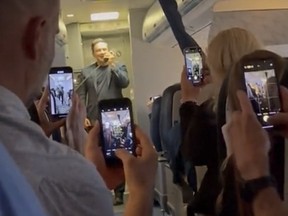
[[242, 59, 282, 129], [98, 98, 137, 164], [184, 47, 203, 85], [48, 67, 74, 118]]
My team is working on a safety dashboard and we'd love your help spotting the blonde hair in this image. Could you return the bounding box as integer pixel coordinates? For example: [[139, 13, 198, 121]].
[[207, 28, 262, 103]]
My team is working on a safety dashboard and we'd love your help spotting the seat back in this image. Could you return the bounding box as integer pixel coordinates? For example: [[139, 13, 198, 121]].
[[150, 97, 163, 152], [159, 83, 181, 159]]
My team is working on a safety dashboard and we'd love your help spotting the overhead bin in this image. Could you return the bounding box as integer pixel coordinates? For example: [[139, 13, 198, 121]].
[[142, 0, 216, 48], [210, 0, 288, 46]]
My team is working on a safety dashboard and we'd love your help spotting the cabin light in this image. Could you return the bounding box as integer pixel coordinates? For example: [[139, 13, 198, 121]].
[[90, 12, 119, 21], [67, 14, 75, 18]]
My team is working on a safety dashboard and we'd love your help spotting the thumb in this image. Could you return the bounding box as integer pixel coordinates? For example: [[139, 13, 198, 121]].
[[115, 149, 133, 164], [52, 118, 66, 129], [86, 121, 100, 149]]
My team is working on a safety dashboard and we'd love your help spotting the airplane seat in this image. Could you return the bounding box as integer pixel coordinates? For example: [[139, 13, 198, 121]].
[[159, 83, 181, 160], [150, 96, 163, 152], [159, 83, 188, 216], [149, 96, 169, 213]]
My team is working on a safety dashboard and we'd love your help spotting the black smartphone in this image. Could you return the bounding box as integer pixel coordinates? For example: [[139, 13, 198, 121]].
[[184, 47, 203, 85], [98, 98, 137, 164], [48, 67, 74, 118], [242, 59, 282, 129]]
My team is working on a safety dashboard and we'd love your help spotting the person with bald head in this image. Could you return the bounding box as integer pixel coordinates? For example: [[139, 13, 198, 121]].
[[0, 1, 157, 216]]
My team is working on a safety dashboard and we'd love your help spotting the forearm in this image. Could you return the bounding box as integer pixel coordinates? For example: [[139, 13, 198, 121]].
[[253, 187, 288, 216], [158, 0, 198, 52], [112, 65, 129, 88], [124, 191, 154, 216]]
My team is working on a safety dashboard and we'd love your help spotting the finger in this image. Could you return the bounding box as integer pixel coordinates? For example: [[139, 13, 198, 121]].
[[181, 67, 186, 82], [136, 146, 142, 157], [115, 149, 134, 164], [134, 126, 154, 156], [51, 118, 66, 130], [38, 87, 49, 110], [237, 90, 254, 114], [91, 121, 100, 135], [280, 86, 288, 112], [86, 121, 101, 148], [70, 92, 79, 113], [268, 113, 288, 126], [203, 75, 212, 85]]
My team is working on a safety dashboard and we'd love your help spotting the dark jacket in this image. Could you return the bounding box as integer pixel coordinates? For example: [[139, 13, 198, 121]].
[[180, 100, 217, 166], [77, 63, 129, 122], [180, 100, 220, 215]]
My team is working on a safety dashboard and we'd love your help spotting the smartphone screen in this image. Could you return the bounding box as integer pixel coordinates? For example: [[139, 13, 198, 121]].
[[48, 67, 74, 118], [99, 100, 136, 161], [243, 59, 281, 129], [184, 47, 203, 85]]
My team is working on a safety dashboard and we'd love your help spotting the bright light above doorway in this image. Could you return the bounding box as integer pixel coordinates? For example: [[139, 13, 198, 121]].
[[67, 14, 75, 18], [90, 12, 119, 21]]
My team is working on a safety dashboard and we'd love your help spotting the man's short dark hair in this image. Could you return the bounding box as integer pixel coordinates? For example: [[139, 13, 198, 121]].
[[91, 38, 107, 52]]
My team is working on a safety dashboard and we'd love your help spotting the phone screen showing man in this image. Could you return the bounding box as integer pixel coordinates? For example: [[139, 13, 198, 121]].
[[100, 107, 134, 158], [244, 60, 281, 129], [185, 51, 203, 84], [48, 69, 74, 117]]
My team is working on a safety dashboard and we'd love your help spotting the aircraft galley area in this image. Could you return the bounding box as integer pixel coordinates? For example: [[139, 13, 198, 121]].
[[1, 0, 288, 216]]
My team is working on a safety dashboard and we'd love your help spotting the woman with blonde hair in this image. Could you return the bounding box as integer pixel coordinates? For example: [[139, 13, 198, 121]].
[[179, 27, 263, 215], [204, 28, 262, 216], [206, 28, 263, 170]]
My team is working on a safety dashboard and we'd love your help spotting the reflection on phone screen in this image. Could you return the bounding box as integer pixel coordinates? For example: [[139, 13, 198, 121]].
[[49, 72, 73, 116], [185, 51, 203, 84], [101, 107, 134, 158], [244, 60, 281, 129]]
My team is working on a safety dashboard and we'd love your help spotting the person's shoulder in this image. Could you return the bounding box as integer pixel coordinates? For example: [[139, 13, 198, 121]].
[[114, 62, 127, 68], [82, 63, 96, 74]]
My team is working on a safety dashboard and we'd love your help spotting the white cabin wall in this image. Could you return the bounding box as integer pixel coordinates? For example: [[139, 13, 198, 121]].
[[129, 8, 183, 135]]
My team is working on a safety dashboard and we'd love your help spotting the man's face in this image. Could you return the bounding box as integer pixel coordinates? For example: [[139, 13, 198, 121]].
[[93, 42, 108, 64]]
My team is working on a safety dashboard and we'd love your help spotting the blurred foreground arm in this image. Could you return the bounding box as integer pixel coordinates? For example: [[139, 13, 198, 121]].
[[224, 91, 288, 216], [116, 127, 158, 216], [85, 124, 158, 216]]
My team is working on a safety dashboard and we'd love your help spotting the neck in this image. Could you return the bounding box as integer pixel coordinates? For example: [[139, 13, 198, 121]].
[[0, 74, 28, 107]]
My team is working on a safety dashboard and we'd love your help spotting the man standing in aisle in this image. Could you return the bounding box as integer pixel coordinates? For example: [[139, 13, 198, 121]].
[[77, 38, 129, 205], [77, 38, 129, 124]]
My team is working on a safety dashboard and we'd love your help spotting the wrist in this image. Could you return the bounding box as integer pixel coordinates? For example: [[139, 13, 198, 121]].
[[181, 97, 197, 104], [238, 158, 270, 180], [128, 188, 154, 201]]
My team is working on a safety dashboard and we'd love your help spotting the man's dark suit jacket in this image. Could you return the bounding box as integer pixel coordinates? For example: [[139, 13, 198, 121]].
[[77, 62, 129, 123]]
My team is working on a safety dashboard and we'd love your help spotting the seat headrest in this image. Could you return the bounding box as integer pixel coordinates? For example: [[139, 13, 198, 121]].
[[159, 83, 181, 153], [150, 97, 163, 152]]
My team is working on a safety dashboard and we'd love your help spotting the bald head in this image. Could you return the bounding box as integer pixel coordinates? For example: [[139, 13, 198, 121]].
[[0, 0, 60, 106]]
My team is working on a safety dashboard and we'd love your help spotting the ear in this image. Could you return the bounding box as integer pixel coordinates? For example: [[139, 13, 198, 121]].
[[22, 17, 46, 60]]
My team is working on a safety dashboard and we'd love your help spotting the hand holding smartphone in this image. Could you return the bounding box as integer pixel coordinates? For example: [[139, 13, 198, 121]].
[[48, 67, 74, 118], [98, 98, 136, 165], [184, 46, 203, 86], [242, 59, 282, 129]]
